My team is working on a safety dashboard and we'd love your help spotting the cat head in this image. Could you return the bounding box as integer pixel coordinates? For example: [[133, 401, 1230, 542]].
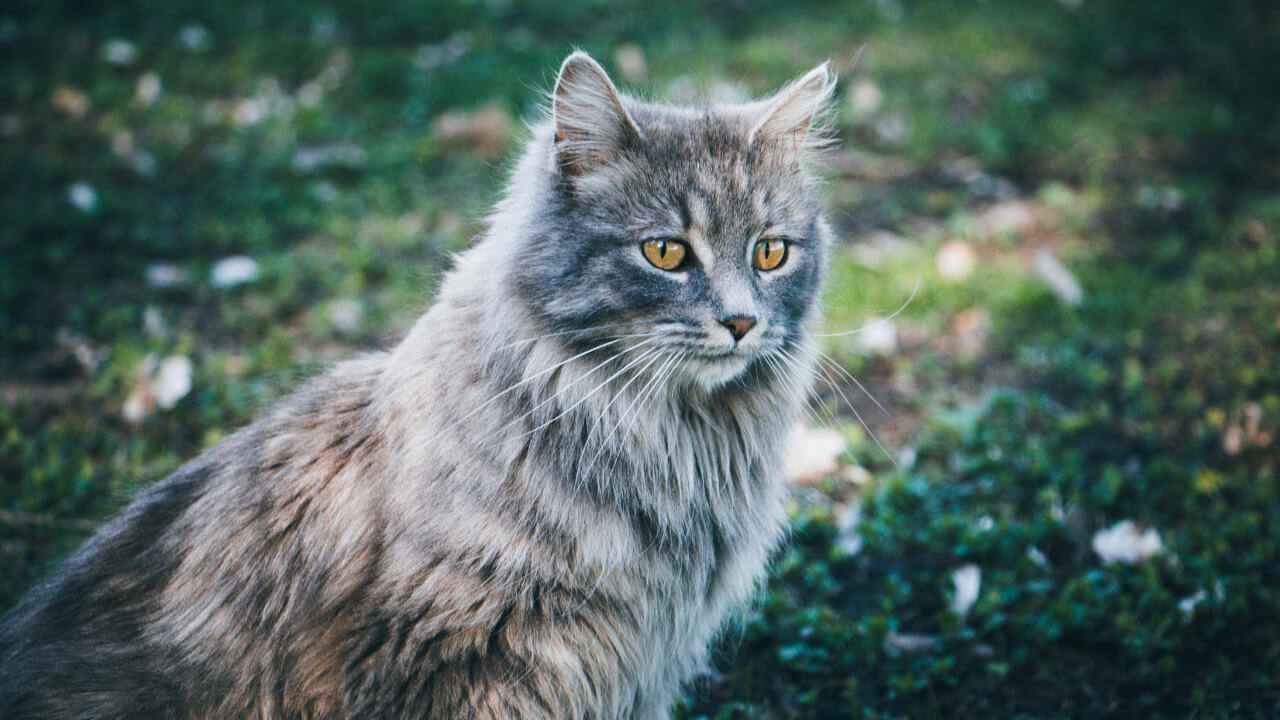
[[505, 52, 836, 390]]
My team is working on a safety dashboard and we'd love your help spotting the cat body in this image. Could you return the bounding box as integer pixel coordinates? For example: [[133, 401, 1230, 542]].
[[0, 53, 835, 719]]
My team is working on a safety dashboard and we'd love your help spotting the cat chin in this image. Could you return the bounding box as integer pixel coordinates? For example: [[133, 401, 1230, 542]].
[[679, 353, 754, 391]]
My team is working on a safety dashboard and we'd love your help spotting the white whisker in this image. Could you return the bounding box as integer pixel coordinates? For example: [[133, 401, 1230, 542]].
[[448, 333, 656, 434], [763, 353, 829, 429], [489, 319, 653, 353], [801, 342, 892, 419], [812, 272, 921, 337], [777, 346, 898, 468], [498, 341, 665, 446], [598, 353, 684, 484], [578, 351, 679, 484], [572, 349, 669, 482]]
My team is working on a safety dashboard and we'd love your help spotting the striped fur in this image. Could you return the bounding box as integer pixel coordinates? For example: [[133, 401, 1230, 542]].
[[0, 53, 835, 719]]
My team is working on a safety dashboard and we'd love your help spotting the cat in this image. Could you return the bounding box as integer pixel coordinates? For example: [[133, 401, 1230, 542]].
[[0, 51, 836, 719]]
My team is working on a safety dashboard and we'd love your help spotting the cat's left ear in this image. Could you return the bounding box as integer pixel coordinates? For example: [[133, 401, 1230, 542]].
[[749, 62, 837, 158], [552, 52, 644, 176]]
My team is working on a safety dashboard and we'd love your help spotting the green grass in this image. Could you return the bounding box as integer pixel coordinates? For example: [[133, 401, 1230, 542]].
[[3, 0, 1279, 716]]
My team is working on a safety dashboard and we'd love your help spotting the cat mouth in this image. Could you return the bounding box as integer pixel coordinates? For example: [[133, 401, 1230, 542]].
[[685, 347, 754, 361], [685, 340, 775, 361]]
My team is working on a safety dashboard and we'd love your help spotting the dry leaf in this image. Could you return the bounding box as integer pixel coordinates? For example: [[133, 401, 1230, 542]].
[[52, 86, 89, 118], [783, 424, 846, 485], [1092, 520, 1163, 564]]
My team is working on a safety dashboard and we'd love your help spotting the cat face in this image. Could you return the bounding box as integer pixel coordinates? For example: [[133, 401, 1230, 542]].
[[512, 54, 834, 390]]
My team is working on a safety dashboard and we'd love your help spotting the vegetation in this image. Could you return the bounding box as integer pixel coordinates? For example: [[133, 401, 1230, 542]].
[[3, 1, 1278, 716]]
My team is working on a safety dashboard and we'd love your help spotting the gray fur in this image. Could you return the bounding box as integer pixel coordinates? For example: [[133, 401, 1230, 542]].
[[0, 53, 835, 719]]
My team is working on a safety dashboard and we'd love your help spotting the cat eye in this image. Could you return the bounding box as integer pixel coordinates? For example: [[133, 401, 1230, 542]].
[[753, 238, 788, 271], [642, 238, 688, 271]]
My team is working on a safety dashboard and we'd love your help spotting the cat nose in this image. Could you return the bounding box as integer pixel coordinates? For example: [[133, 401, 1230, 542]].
[[719, 315, 756, 341]]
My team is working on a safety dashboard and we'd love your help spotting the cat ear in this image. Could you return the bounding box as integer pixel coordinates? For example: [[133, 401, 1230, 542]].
[[552, 51, 643, 176], [749, 62, 837, 158]]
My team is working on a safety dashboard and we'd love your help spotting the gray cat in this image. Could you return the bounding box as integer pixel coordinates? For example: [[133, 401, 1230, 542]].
[[0, 52, 835, 719]]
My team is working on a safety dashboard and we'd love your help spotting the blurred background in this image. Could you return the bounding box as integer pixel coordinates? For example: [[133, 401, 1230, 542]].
[[2, 0, 1278, 715]]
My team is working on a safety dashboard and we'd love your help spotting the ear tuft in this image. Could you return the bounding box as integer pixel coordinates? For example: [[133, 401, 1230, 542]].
[[749, 61, 838, 160], [552, 52, 642, 176]]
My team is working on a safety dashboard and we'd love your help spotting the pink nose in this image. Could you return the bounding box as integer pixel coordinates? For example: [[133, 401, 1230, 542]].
[[720, 316, 756, 341]]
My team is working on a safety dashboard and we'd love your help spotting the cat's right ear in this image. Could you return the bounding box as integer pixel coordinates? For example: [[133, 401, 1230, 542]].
[[552, 52, 643, 176]]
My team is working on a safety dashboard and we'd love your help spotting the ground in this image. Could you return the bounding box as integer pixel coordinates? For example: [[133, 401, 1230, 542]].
[[2, 1, 1279, 717]]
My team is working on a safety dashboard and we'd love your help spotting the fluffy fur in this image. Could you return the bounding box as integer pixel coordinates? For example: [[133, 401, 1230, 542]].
[[0, 53, 835, 719]]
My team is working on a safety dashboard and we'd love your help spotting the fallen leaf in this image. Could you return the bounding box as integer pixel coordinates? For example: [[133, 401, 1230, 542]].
[[978, 199, 1039, 236], [210, 256, 260, 288], [783, 424, 846, 485], [950, 564, 981, 616], [1033, 247, 1084, 306], [936, 239, 977, 280], [146, 263, 190, 288], [433, 105, 511, 158], [835, 501, 863, 556], [153, 356, 193, 409], [883, 632, 938, 654], [177, 24, 211, 52], [1178, 589, 1206, 618], [67, 182, 97, 212], [102, 38, 139, 66], [951, 307, 990, 355], [293, 143, 367, 174], [123, 354, 193, 423], [1092, 519, 1163, 564], [1026, 546, 1049, 567], [52, 86, 89, 118], [55, 328, 104, 375], [136, 72, 162, 105]]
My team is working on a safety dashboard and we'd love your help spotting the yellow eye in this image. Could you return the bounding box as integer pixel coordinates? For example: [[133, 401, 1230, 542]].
[[642, 238, 688, 270], [753, 238, 788, 271]]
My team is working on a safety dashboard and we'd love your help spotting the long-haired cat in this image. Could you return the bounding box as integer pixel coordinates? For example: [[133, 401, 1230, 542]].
[[0, 52, 835, 719]]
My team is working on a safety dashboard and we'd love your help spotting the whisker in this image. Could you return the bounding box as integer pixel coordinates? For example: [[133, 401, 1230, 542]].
[[763, 353, 830, 429], [578, 351, 680, 484], [572, 349, 669, 481], [445, 333, 656, 435], [497, 342, 665, 446], [597, 352, 683, 490], [812, 272, 921, 338], [777, 346, 899, 468], [488, 319, 654, 353], [801, 342, 892, 419], [470, 338, 659, 445]]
